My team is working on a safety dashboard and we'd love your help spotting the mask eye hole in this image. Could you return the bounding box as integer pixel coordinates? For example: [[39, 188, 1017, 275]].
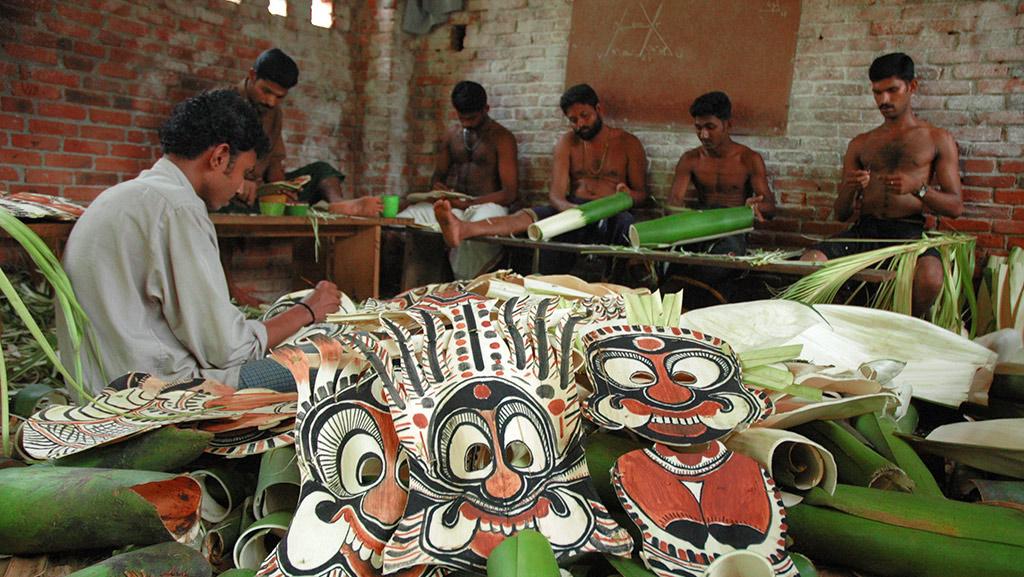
[[395, 452, 410, 490], [358, 455, 384, 486], [672, 371, 696, 384], [504, 440, 533, 469], [630, 370, 656, 385], [465, 443, 493, 473]]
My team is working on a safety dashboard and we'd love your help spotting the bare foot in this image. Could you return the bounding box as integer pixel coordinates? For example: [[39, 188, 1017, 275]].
[[433, 199, 465, 248]]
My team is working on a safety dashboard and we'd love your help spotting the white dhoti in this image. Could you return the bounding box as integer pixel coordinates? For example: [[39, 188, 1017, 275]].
[[398, 201, 508, 279]]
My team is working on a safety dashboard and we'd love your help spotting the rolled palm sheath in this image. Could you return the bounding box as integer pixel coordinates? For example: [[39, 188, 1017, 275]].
[[527, 192, 633, 241], [628, 206, 754, 247], [64, 542, 212, 577]]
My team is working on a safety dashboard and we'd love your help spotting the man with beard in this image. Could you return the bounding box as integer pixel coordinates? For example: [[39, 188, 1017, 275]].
[[398, 81, 519, 278], [231, 48, 380, 216], [434, 83, 647, 273], [801, 53, 963, 317]]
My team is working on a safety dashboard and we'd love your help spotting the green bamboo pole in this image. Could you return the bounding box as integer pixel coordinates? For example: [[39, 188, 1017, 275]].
[[486, 530, 560, 577], [527, 192, 633, 241], [793, 420, 914, 492], [52, 426, 213, 471], [787, 503, 1024, 577], [802, 485, 1024, 547], [0, 466, 202, 554], [628, 206, 754, 248], [853, 412, 943, 497], [65, 542, 212, 577]]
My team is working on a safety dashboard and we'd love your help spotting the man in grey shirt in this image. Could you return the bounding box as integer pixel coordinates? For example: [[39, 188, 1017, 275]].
[[57, 89, 341, 397]]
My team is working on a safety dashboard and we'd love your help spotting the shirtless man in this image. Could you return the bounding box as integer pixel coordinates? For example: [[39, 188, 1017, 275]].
[[668, 91, 775, 255], [399, 81, 518, 278], [435, 83, 646, 272], [803, 53, 963, 317]]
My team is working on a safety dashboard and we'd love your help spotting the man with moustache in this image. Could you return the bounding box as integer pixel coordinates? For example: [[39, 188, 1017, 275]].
[[57, 90, 342, 397], [802, 53, 963, 317], [434, 83, 647, 273], [232, 48, 380, 215], [399, 81, 519, 278]]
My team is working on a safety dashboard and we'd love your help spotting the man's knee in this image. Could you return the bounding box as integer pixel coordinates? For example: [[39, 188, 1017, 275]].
[[801, 249, 828, 262], [914, 257, 944, 298]]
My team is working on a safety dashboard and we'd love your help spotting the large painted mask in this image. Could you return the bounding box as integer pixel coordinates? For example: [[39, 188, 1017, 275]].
[[257, 336, 437, 577], [581, 325, 771, 446], [613, 442, 797, 577], [357, 293, 632, 574]]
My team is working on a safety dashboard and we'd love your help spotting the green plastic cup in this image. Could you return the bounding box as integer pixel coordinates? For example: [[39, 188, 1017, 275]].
[[381, 194, 400, 218], [285, 204, 309, 216], [258, 202, 285, 216]]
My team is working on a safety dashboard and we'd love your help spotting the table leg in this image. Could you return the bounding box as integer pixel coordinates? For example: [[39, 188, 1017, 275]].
[[331, 225, 380, 301]]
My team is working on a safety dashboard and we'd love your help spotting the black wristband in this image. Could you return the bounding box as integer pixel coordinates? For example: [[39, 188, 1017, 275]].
[[296, 301, 317, 325]]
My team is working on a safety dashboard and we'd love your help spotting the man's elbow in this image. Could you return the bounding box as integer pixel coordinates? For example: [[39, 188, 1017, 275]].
[[943, 202, 964, 219]]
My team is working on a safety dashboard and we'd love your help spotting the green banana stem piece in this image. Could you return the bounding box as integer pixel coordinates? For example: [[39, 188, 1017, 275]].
[[853, 412, 943, 497], [65, 542, 212, 577], [794, 420, 914, 492]]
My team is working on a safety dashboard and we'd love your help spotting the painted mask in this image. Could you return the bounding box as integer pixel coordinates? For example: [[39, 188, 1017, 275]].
[[257, 336, 438, 577], [355, 293, 632, 574], [581, 325, 771, 446], [613, 442, 797, 577]]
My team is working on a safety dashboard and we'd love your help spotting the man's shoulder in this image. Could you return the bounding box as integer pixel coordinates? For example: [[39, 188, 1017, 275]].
[[736, 143, 766, 165], [612, 126, 642, 146]]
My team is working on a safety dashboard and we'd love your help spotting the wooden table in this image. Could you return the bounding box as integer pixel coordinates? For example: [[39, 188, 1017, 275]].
[[12, 215, 410, 301]]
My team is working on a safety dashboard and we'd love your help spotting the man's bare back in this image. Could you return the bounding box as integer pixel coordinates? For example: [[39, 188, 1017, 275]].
[[439, 119, 515, 196], [849, 122, 953, 219]]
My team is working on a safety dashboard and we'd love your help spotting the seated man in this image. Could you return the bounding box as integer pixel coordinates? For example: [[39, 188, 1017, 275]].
[[231, 48, 380, 216], [398, 81, 518, 278], [434, 83, 647, 274], [56, 89, 342, 396], [663, 91, 775, 301], [802, 53, 963, 317]]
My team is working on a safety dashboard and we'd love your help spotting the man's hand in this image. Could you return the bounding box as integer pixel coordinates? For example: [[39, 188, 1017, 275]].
[[745, 195, 766, 222], [236, 180, 258, 206], [843, 169, 871, 191], [882, 174, 914, 196], [447, 197, 473, 210], [432, 182, 451, 192], [301, 281, 342, 323]]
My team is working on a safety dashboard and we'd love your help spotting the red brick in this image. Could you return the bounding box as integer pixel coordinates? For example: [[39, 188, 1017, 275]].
[[89, 109, 132, 126], [62, 186, 107, 201], [964, 204, 1011, 219], [0, 148, 42, 166], [942, 218, 991, 232], [975, 234, 1005, 250], [11, 134, 61, 151], [41, 16, 92, 39], [994, 220, 1024, 235], [28, 119, 79, 136], [74, 40, 107, 58], [63, 54, 97, 72], [65, 89, 109, 107], [64, 139, 108, 155], [10, 81, 61, 100], [80, 126, 125, 141], [134, 114, 164, 129], [38, 103, 88, 121], [3, 45, 57, 67], [1, 97, 34, 114], [962, 159, 996, 173], [97, 62, 136, 80], [75, 172, 120, 186], [95, 157, 145, 172], [45, 153, 93, 169], [110, 143, 152, 159], [0, 167, 19, 180], [964, 175, 1017, 188], [25, 169, 75, 185], [997, 190, 1024, 205], [57, 3, 104, 27], [0, 114, 22, 131], [1012, 207, 1024, 221], [107, 16, 148, 37], [97, 29, 139, 50], [962, 188, 993, 203], [30, 68, 80, 88], [1001, 160, 1024, 173], [8, 184, 61, 196]]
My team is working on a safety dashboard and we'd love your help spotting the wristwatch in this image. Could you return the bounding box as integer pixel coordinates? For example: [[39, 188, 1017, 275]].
[[916, 185, 929, 200]]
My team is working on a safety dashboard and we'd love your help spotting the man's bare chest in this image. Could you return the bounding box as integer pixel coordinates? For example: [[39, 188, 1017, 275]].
[[860, 131, 936, 172]]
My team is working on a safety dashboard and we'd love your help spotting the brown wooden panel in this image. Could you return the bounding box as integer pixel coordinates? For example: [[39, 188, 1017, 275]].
[[565, 0, 802, 135]]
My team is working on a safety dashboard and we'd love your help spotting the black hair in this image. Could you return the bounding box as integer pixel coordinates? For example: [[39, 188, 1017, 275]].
[[253, 48, 299, 89], [451, 81, 488, 113], [869, 52, 915, 83], [689, 91, 732, 121], [559, 83, 599, 113], [159, 89, 270, 159]]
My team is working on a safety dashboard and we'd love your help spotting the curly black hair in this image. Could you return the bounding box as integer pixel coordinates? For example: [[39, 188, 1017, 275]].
[[559, 83, 600, 113], [690, 91, 732, 121], [158, 89, 270, 160]]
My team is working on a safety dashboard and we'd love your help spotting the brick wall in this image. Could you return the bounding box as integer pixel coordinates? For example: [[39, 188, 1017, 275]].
[[2, 0, 1023, 256], [0, 0, 358, 201]]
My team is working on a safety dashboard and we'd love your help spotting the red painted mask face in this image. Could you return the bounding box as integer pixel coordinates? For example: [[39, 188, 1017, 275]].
[[365, 293, 633, 575], [582, 325, 770, 446]]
